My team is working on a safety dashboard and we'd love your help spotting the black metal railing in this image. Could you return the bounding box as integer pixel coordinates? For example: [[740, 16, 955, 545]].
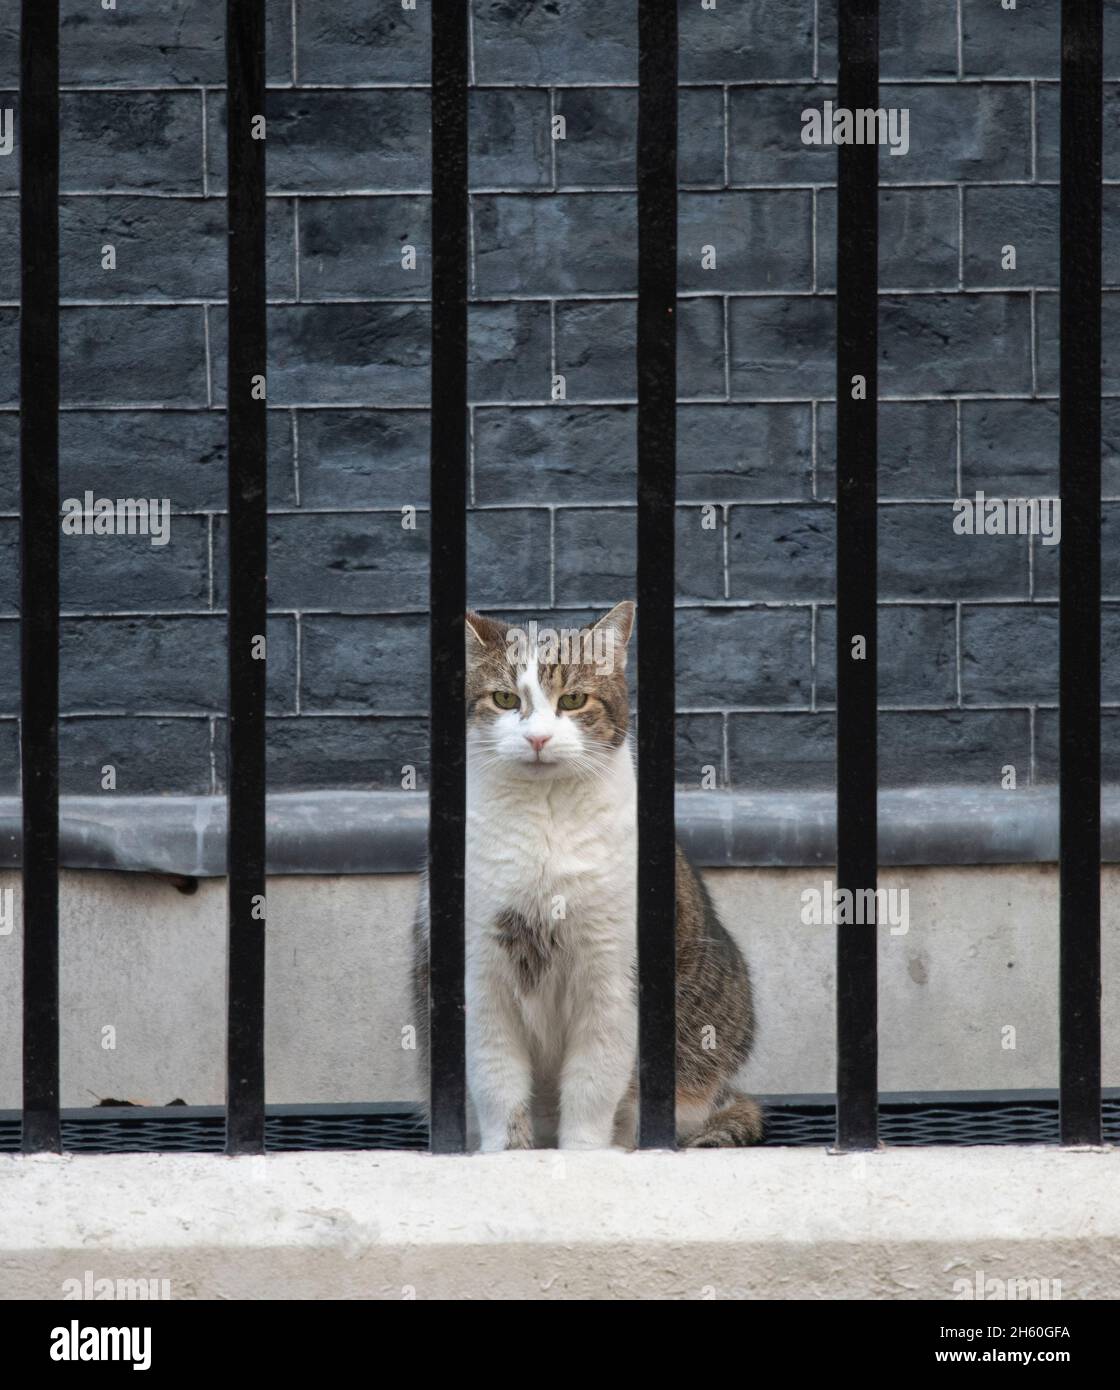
[[16, 1, 1105, 1156], [1059, 0, 1104, 1147], [834, 0, 880, 1153], [224, 0, 269, 1159]]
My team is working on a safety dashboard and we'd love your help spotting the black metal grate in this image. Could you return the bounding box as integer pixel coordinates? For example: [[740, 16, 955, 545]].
[[764, 1094, 1120, 1147], [3, 1094, 1115, 1154]]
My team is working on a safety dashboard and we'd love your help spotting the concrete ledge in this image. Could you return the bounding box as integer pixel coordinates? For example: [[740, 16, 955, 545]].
[[1, 1146, 1118, 1299], [0, 785, 1113, 876]]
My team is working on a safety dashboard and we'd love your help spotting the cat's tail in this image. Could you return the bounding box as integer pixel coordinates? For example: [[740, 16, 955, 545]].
[[682, 1088, 764, 1148]]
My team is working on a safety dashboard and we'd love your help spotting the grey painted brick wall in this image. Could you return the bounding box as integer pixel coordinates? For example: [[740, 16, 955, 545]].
[[0, 0, 1116, 796]]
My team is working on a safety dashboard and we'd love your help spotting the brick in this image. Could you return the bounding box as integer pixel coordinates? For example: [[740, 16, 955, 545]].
[[59, 716, 213, 796], [208, 303, 429, 407], [1036, 711, 1120, 783], [0, 199, 15, 301], [962, 186, 1058, 291], [552, 506, 723, 605], [676, 714, 725, 788], [58, 615, 295, 714], [961, 0, 1059, 79], [678, 89, 729, 189], [816, 604, 958, 706], [555, 300, 634, 400], [820, 0, 958, 79], [879, 83, 1032, 184], [728, 84, 837, 186], [1039, 84, 1120, 182], [1105, 189, 1120, 288], [731, 83, 1027, 185], [301, 614, 429, 712], [0, 0, 295, 86], [818, 401, 957, 500], [472, 0, 638, 85], [295, 1, 428, 85], [681, 0, 815, 83], [679, 191, 812, 293], [0, 414, 15, 503], [0, 314, 16, 409], [295, 410, 429, 509], [467, 508, 552, 609], [728, 711, 835, 790], [677, 297, 727, 399], [817, 188, 959, 291], [553, 88, 636, 188], [1033, 84, 1060, 181], [469, 301, 552, 402], [0, 408, 297, 516], [1105, 401, 1120, 496], [206, 90, 430, 195], [1036, 292, 1120, 395], [1042, 288, 1094, 390], [0, 621, 18, 711], [216, 512, 428, 612], [960, 400, 1060, 496], [728, 296, 834, 399], [555, 505, 636, 603], [879, 294, 1032, 396], [59, 514, 210, 614], [553, 88, 724, 188], [53, 410, 297, 511], [59, 306, 209, 407], [1033, 503, 1120, 599], [219, 508, 551, 612], [556, 298, 725, 402], [474, 194, 636, 296], [474, 406, 635, 505], [0, 719, 24, 794], [299, 195, 429, 300], [675, 607, 813, 708], [0, 92, 206, 196], [879, 710, 1031, 786], [960, 604, 1059, 705], [727, 503, 832, 601], [211, 715, 429, 791], [46, 196, 296, 303], [470, 90, 553, 191], [0, 521, 18, 614], [679, 403, 813, 502], [881, 503, 1030, 600]]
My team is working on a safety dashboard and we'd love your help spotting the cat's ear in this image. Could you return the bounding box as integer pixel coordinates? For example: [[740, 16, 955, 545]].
[[465, 610, 508, 649], [590, 601, 635, 665]]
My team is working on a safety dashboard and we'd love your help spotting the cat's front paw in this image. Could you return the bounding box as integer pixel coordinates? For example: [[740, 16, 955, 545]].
[[479, 1103, 534, 1152], [558, 1129, 616, 1152]]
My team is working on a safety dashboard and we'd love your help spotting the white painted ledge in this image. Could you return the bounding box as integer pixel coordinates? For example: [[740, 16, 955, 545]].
[[2, 1146, 1118, 1299]]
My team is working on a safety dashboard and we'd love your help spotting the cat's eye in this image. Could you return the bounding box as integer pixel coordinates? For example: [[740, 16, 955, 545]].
[[558, 692, 588, 710], [492, 690, 520, 710]]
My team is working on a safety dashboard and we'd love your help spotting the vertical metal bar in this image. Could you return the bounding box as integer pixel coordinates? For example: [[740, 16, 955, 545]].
[[225, 0, 268, 1156], [20, 0, 61, 1155], [636, 0, 678, 1149], [428, 0, 469, 1154], [1059, 0, 1103, 1148], [835, 0, 879, 1152]]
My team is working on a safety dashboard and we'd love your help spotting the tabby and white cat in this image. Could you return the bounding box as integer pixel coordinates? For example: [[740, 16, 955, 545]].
[[413, 600, 762, 1150]]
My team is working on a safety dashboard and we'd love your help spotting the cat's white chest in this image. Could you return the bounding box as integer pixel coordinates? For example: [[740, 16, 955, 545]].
[[465, 765, 636, 936]]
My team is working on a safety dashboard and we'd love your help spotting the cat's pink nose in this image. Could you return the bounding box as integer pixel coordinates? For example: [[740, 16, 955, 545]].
[[525, 734, 551, 755]]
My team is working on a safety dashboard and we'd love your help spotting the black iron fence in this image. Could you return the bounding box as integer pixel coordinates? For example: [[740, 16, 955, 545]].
[[16, 1, 1105, 1156]]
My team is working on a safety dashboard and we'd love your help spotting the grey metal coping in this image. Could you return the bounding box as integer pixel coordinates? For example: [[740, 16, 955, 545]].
[[0, 786, 1111, 876]]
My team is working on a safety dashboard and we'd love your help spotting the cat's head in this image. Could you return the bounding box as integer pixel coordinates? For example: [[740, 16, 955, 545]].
[[464, 601, 634, 782]]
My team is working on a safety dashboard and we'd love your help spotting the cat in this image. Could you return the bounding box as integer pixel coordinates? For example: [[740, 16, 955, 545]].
[[412, 600, 762, 1151]]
